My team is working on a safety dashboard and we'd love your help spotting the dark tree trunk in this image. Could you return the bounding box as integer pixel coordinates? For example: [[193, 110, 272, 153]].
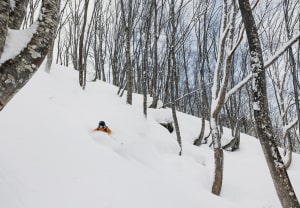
[[45, 40, 55, 73], [0, 0, 9, 58], [212, 148, 223, 195], [169, 0, 183, 155], [223, 120, 240, 152], [142, 1, 153, 117], [78, 0, 89, 88], [0, 0, 59, 111], [45, 0, 62, 74], [149, 0, 159, 109], [238, 0, 300, 207], [194, 117, 206, 146], [8, 0, 29, 29], [194, 3, 210, 145], [120, 0, 133, 105]]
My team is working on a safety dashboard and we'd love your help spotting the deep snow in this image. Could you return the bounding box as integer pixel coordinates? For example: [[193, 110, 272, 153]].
[[0, 65, 300, 208]]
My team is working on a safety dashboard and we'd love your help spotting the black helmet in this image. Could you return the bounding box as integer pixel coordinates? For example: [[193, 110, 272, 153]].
[[99, 121, 106, 128]]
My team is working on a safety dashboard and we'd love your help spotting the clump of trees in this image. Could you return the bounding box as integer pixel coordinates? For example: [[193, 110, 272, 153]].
[[54, 0, 300, 201], [1, 0, 300, 204]]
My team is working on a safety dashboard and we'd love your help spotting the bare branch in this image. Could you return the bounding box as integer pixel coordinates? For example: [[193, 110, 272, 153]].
[[264, 32, 300, 68], [225, 73, 252, 103]]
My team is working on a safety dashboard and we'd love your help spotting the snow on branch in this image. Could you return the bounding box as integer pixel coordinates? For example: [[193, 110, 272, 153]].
[[160, 88, 202, 109], [225, 73, 252, 103], [264, 32, 300, 69]]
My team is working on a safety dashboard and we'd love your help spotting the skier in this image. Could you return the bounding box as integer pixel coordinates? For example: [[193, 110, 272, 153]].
[[94, 121, 112, 135]]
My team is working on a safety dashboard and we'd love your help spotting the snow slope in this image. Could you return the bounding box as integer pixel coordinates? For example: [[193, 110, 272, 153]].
[[0, 64, 299, 208]]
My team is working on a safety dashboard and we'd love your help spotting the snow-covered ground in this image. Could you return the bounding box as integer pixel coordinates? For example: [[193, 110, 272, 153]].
[[0, 64, 300, 208]]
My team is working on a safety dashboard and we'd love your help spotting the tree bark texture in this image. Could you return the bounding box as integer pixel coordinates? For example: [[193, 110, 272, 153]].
[[45, 0, 61, 74], [238, 0, 300, 207], [142, 1, 153, 117], [210, 0, 236, 195], [9, 0, 30, 29], [170, 0, 183, 155], [45, 33, 55, 73], [212, 147, 223, 195], [120, 0, 133, 105], [149, 0, 159, 109], [78, 0, 89, 88], [0, 0, 59, 111], [0, 0, 9, 58]]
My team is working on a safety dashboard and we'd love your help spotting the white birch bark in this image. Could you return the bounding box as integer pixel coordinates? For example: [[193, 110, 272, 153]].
[[238, 0, 300, 206], [0, 0, 59, 110]]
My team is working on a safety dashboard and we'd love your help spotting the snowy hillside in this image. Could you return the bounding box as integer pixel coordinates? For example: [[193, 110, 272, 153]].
[[0, 64, 300, 208]]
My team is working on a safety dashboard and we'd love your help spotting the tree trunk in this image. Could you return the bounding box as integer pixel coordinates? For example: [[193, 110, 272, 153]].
[[45, 40, 55, 73], [142, 1, 153, 117], [194, 117, 206, 146], [149, 0, 159, 109], [223, 120, 240, 152], [169, 0, 183, 155], [0, 0, 9, 58], [78, 0, 89, 88], [112, 36, 119, 86], [238, 0, 300, 207], [9, 0, 30, 29], [212, 147, 223, 195], [194, 0, 210, 145], [284, 132, 292, 169], [120, 0, 133, 105], [0, 0, 59, 111], [210, 0, 235, 195], [283, 0, 300, 141]]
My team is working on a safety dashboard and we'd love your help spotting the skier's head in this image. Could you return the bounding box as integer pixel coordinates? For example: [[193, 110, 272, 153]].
[[99, 121, 106, 128]]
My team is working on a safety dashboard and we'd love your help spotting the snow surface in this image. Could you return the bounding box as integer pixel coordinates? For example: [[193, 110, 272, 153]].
[[0, 64, 300, 208]]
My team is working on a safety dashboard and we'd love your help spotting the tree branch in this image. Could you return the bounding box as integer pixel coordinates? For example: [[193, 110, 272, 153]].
[[265, 32, 300, 69]]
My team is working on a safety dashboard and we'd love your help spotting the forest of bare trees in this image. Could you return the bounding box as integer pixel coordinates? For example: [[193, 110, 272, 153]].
[[1, 0, 300, 205], [52, 0, 300, 154]]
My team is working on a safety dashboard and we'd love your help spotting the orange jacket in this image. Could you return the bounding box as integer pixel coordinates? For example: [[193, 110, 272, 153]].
[[94, 126, 112, 135]]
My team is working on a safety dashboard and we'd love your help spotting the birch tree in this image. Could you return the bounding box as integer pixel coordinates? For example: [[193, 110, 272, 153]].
[[283, 0, 300, 151], [149, 0, 166, 109], [193, 0, 216, 145], [68, 0, 83, 71], [0, 0, 60, 110], [106, 1, 124, 87], [267, 62, 296, 168], [210, 0, 238, 195], [9, 0, 30, 29], [168, 0, 184, 155], [45, 0, 68, 73], [78, 0, 89, 88], [91, 0, 109, 82], [120, 0, 133, 105], [141, 0, 154, 117], [0, 0, 9, 58], [238, 0, 300, 207]]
